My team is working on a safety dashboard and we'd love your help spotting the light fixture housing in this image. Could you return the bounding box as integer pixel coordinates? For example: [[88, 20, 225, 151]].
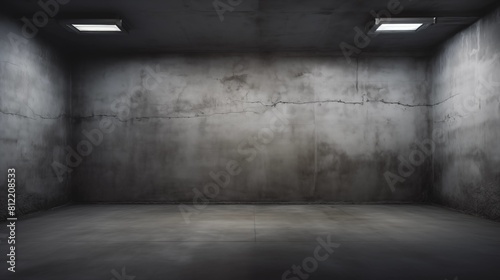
[[369, 17, 436, 34], [63, 19, 127, 34]]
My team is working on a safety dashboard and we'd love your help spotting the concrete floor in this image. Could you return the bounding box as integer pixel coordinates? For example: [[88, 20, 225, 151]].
[[1, 204, 500, 280]]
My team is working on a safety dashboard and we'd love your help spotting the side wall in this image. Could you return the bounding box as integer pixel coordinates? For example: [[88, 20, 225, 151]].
[[0, 14, 71, 219], [431, 7, 500, 220], [70, 54, 432, 203]]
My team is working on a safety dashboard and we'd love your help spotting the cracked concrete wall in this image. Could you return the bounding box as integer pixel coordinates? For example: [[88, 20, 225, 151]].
[[430, 7, 500, 220], [0, 14, 71, 220], [71, 54, 432, 203]]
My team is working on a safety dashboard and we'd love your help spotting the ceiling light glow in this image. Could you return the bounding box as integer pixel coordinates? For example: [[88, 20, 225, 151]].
[[376, 23, 423, 32], [71, 24, 121, 32], [368, 17, 436, 34], [61, 19, 126, 34]]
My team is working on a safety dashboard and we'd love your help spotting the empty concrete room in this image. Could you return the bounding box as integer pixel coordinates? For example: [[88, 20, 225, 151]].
[[1, 0, 500, 279]]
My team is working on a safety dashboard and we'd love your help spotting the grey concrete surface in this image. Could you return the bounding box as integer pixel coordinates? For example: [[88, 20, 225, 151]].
[[430, 7, 500, 220], [0, 13, 71, 219], [69, 54, 432, 203], [1, 204, 500, 279], [3, 0, 499, 54]]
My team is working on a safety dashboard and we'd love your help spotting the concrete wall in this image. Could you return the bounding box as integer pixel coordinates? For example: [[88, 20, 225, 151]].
[[0, 5, 498, 218], [0, 14, 71, 220], [430, 7, 500, 220], [70, 54, 432, 203]]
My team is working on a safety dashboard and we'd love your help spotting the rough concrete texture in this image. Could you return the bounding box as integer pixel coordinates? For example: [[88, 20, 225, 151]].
[[0, 14, 71, 219], [430, 7, 500, 220], [70, 54, 433, 203], [1, 204, 500, 279], [4, 0, 498, 54]]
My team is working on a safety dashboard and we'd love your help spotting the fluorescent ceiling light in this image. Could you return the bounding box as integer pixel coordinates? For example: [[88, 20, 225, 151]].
[[369, 17, 436, 34], [376, 23, 423, 32], [62, 19, 127, 34], [71, 24, 121, 32]]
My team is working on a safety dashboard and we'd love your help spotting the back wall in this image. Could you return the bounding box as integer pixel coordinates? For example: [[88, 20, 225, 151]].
[[69, 54, 432, 203]]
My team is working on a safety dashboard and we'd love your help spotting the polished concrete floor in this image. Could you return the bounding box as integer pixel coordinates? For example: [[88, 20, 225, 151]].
[[1, 204, 500, 279]]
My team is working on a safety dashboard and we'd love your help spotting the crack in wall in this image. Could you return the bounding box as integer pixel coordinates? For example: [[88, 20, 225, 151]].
[[238, 94, 459, 108], [367, 94, 459, 108], [73, 110, 260, 121], [2, 94, 459, 121], [238, 99, 364, 107], [0, 109, 67, 120]]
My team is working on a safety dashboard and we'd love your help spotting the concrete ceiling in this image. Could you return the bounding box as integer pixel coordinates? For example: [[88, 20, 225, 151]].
[[4, 0, 499, 55]]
